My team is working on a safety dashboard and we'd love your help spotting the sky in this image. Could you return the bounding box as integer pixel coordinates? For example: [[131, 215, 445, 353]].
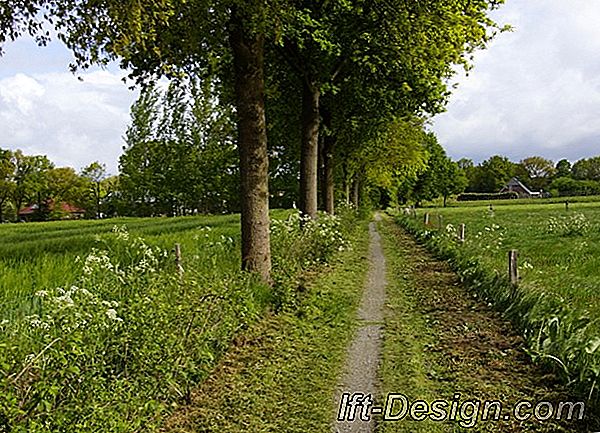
[[1, 0, 600, 173], [431, 0, 600, 164]]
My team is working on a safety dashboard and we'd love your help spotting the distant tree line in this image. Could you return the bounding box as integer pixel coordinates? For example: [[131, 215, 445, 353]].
[[0, 149, 116, 222], [455, 155, 600, 199]]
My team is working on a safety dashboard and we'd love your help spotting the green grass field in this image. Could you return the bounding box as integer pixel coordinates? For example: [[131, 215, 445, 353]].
[[399, 200, 600, 400], [421, 201, 600, 318], [0, 214, 243, 321]]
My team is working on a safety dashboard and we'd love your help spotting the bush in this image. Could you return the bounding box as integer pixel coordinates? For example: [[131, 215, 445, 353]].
[[456, 192, 519, 201]]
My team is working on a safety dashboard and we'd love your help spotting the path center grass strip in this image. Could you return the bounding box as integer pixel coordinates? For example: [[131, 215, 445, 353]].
[[162, 220, 370, 433]]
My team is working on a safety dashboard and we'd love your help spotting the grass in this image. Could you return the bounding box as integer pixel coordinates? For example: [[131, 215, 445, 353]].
[[378, 218, 590, 432], [0, 208, 356, 432], [163, 219, 371, 432], [395, 200, 600, 404], [422, 194, 600, 208]]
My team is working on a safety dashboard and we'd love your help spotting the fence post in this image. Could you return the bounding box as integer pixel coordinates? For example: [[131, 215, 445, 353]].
[[424, 213, 430, 225], [459, 223, 465, 242], [565, 200, 569, 211], [508, 250, 519, 286], [437, 214, 443, 229], [175, 243, 184, 279]]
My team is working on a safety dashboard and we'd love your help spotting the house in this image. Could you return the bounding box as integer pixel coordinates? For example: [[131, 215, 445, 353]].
[[18, 201, 86, 222], [499, 177, 541, 198]]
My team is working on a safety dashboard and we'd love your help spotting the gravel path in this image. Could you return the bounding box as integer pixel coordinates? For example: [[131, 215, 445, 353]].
[[333, 216, 387, 433]]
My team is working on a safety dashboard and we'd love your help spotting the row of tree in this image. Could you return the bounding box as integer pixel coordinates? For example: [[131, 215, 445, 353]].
[[3, 0, 504, 282], [456, 155, 600, 197], [0, 149, 112, 222]]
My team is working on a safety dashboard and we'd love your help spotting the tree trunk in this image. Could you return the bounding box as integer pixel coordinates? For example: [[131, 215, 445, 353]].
[[299, 80, 320, 220], [321, 108, 335, 215], [230, 11, 271, 283], [351, 177, 360, 208]]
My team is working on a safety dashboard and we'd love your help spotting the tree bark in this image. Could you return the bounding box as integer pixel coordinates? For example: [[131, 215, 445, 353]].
[[299, 80, 320, 220], [321, 108, 335, 214], [230, 11, 271, 283], [351, 177, 360, 208]]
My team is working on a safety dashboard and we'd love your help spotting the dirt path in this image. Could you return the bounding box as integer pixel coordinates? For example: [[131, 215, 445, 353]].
[[333, 216, 387, 433], [378, 219, 595, 432]]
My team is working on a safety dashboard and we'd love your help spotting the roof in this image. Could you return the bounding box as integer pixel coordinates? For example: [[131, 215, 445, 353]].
[[18, 201, 85, 216], [502, 177, 538, 195]]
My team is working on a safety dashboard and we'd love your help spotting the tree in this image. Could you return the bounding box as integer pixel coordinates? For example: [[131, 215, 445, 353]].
[[572, 156, 600, 181], [1, 0, 274, 281], [555, 159, 572, 178], [275, 0, 504, 218], [81, 162, 108, 218], [10, 151, 53, 220], [518, 156, 555, 191], [0, 149, 15, 223], [471, 155, 516, 193], [120, 79, 239, 216], [412, 134, 466, 206]]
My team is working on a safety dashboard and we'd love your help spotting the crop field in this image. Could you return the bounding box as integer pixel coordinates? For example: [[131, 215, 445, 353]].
[[0, 214, 243, 321], [400, 200, 600, 399]]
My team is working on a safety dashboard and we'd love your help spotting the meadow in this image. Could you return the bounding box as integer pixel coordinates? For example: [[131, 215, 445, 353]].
[[398, 200, 600, 401], [0, 209, 355, 432]]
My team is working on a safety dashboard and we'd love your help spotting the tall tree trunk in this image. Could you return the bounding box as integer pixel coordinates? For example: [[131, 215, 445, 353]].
[[321, 107, 335, 214], [230, 11, 271, 283], [351, 177, 360, 208], [299, 80, 320, 220]]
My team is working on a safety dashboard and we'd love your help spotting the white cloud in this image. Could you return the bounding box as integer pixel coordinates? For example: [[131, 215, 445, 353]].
[[431, 0, 600, 164], [0, 69, 137, 173]]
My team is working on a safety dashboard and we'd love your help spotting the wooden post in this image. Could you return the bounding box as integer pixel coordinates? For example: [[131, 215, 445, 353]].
[[508, 250, 519, 286], [424, 213, 430, 225], [459, 223, 465, 242], [565, 200, 569, 211], [437, 214, 443, 229], [175, 243, 184, 278]]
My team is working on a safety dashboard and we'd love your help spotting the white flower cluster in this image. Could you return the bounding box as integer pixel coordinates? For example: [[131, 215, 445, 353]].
[[27, 285, 123, 336], [546, 213, 590, 236]]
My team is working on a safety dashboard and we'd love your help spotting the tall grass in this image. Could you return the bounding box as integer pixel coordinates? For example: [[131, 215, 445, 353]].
[[0, 209, 356, 432]]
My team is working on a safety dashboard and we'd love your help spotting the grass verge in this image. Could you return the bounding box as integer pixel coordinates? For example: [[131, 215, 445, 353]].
[[162, 219, 371, 432]]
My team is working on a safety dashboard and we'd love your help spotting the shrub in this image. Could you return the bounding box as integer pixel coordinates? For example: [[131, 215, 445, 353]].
[[456, 192, 519, 201]]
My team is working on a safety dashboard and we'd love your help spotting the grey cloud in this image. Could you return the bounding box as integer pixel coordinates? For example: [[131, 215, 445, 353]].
[[432, 0, 600, 164]]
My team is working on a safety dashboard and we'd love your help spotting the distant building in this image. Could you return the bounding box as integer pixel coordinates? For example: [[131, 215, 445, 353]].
[[18, 201, 85, 222], [499, 177, 541, 199]]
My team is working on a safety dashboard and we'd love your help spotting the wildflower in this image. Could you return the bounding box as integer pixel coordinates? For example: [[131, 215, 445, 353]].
[[105, 309, 123, 322]]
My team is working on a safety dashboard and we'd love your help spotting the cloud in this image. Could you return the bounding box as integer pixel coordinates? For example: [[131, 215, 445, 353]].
[[431, 0, 600, 164], [0, 69, 137, 174]]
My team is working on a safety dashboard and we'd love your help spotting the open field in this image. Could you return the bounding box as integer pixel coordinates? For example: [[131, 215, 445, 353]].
[[426, 195, 600, 208], [398, 200, 600, 400], [0, 214, 243, 321]]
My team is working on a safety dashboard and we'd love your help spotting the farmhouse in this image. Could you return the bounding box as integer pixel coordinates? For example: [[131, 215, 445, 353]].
[[499, 177, 541, 199], [18, 201, 85, 222]]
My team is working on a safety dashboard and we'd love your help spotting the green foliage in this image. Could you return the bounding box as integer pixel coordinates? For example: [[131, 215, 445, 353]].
[[0, 210, 358, 431], [549, 177, 600, 197], [120, 79, 239, 216], [270, 211, 353, 310]]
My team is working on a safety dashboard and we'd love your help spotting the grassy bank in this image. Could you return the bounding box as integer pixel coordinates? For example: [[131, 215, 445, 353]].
[[164, 218, 371, 432], [393, 203, 600, 405], [0, 210, 355, 432]]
